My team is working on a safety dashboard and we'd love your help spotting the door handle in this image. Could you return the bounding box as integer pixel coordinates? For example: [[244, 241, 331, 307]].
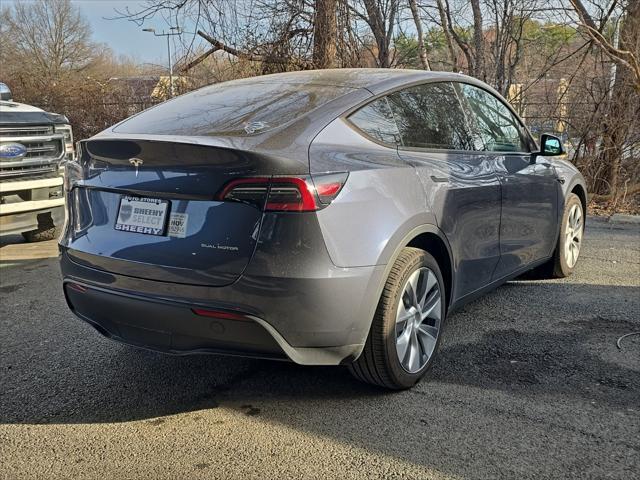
[[430, 175, 448, 183]]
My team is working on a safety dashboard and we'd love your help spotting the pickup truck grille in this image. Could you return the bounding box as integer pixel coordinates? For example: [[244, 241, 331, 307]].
[[0, 125, 54, 137], [22, 141, 61, 159], [0, 125, 64, 178], [0, 163, 58, 177]]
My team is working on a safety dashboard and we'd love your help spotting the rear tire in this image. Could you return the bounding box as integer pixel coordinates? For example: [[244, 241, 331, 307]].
[[349, 247, 446, 389]]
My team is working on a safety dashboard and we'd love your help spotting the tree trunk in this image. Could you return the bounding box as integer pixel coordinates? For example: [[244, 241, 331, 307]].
[[436, 0, 457, 70], [443, 0, 473, 74], [594, 1, 640, 196], [408, 0, 430, 70], [313, 0, 337, 68], [470, 0, 485, 79], [362, 0, 397, 68]]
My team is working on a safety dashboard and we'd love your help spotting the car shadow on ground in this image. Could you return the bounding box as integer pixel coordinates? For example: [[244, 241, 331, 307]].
[[0, 235, 58, 266], [3, 220, 639, 477], [1, 278, 638, 426], [1, 258, 639, 477]]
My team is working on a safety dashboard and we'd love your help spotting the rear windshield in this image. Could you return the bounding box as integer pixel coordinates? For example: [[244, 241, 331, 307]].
[[114, 79, 354, 137]]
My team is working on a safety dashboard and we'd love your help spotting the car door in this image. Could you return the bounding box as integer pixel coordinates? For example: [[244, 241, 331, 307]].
[[458, 83, 560, 279], [388, 82, 502, 302]]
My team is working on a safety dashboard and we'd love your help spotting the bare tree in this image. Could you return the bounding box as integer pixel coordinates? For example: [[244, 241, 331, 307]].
[[314, 0, 338, 67], [470, 0, 486, 79], [350, 0, 399, 67], [408, 0, 430, 69], [0, 0, 96, 88], [442, 0, 475, 74], [588, 0, 640, 195], [441, 0, 485, 78], [485, 0, 533, 96], [3, 0, 637, 207], [569, 0, 640, 90], [435, 0, 458, 70]]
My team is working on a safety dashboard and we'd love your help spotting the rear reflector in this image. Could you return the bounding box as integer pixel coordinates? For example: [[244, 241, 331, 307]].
[[191, 308, 250, 321], [67, 282, 87, 293], [312, 172, 349, 205], [216, 173, 348, 212]]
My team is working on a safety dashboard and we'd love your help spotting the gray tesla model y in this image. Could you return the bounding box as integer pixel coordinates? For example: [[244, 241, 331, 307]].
[[60, 69, 587, 389]]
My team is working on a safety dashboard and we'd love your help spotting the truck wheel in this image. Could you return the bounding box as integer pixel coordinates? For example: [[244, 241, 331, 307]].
[[22, 225, 60, 242], [349, 247, 446, 389]]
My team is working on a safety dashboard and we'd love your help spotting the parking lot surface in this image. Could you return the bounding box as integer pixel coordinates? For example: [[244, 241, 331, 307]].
[[1, 218, 639, 479]]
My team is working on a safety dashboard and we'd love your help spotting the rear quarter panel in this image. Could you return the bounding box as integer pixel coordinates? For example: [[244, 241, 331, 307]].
[[309, 117, 436, 268]]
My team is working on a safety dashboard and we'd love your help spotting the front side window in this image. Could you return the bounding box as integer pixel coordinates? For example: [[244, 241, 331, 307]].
[[459, 84, 530, 152], [387, 82, 476, 151], [348, 97, 402, 145]]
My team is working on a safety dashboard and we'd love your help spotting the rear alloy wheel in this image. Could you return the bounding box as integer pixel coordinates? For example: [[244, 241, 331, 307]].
[[349, 247, 445, 389]]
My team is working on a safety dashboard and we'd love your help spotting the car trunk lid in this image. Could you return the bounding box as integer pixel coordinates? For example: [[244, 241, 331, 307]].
[[65, 138, 307, 286]]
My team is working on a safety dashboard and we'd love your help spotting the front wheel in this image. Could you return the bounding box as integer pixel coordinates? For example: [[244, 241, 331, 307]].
[[349, 247, 446, 389], [551, 193, 585, 278], [22, 225, 60, 242]]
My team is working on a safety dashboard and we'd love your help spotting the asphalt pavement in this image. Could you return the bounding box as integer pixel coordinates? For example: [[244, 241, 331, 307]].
[[0, 217, 639, 479]]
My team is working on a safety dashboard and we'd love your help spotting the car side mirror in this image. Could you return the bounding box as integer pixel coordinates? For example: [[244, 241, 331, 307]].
[[532, 134, 564, 163]]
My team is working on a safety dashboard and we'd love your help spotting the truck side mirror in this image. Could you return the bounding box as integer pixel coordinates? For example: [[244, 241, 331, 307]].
[[0, 83, 13, 101]]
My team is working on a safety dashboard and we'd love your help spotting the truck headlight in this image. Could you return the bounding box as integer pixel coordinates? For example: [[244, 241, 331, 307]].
[[54, 124, 74, 162]]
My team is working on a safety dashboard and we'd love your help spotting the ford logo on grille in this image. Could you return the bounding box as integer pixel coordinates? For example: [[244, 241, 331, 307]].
[[0, 142, 27, 160]]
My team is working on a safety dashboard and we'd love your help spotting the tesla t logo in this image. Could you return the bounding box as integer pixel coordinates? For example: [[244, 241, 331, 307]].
[[129, 158, 144, 176]]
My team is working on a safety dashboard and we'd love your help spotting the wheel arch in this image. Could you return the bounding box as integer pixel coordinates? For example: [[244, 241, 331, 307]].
[[570, 182, 588, 216], [349, 223, 455, 362], [406, 232, 453, 311], [375, 224, 455, 312]]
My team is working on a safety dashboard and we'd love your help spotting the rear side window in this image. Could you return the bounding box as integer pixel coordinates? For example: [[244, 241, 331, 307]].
[[387, 82, 476, 150], [459, 84, 530, 152], [114, 80, 354, 137], [348, 97, 401, 145]]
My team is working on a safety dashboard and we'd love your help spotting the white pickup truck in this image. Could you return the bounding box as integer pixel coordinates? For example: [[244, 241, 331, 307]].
[[0, 83, 73, 241]]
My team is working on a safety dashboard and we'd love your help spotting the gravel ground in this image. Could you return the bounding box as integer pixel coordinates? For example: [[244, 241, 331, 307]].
[[0, 217, 638, 480]]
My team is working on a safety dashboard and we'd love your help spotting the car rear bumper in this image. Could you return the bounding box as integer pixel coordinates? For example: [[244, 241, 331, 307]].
[[60, 248, 386, 365]]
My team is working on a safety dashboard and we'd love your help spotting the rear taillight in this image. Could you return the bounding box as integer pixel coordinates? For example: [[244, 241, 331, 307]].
[[216, 173, 347, 212], [266, 177, 317, 211], [216, 178, 270, 209]]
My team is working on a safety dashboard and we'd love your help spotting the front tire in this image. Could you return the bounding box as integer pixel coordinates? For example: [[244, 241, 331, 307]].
[[22, 214, 60, 243], [520, 193, 584, 280], [22, 222, 60, 243], [535, 193, 584, 279], [349, 247, 446, 389]]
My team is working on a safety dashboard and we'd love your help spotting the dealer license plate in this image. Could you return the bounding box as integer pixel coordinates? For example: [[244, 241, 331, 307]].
[[115, 195, 169, 236]]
